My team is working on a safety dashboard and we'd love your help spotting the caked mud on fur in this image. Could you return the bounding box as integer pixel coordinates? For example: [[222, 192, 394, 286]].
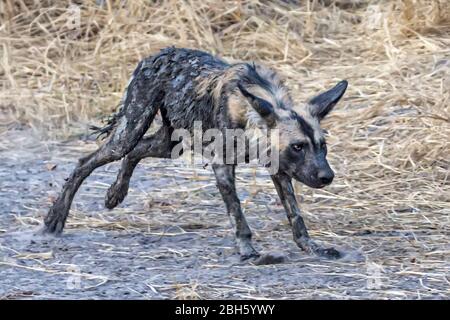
[[44, 47, 348, 261]]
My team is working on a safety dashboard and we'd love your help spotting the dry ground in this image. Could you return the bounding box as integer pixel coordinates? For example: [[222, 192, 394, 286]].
[[0, 0, 449, 299], [0, 127, 447, 299]]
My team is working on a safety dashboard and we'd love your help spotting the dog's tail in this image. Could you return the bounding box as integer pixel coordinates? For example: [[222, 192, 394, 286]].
[[89, 104, 124, 139], [90, 60, 145, 139]]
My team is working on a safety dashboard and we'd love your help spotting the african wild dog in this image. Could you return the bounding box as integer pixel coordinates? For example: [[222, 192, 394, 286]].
[[44, 47, 348, 261]]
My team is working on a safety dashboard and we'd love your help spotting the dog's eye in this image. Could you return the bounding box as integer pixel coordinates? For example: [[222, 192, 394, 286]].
[[291, 143, 304, 152]]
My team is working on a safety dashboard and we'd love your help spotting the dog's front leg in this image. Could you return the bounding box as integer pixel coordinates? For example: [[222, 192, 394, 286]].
[[271, 173, 341, 259], [212, 164, 260, 261]]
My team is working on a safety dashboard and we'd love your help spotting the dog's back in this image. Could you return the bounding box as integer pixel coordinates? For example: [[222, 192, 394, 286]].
[[96, 47, 291, 137], [93, 47, 231, 136], [153, 47, 230, 131]]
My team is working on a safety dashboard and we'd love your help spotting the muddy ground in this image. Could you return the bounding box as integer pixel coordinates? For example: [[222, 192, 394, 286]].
[[0, 128, 448, 299]]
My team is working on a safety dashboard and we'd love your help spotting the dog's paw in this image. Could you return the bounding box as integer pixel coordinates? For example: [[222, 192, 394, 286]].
[[240, 251, 260, 262], [316, 247, 342, 259], [252, 252, 286, 265]]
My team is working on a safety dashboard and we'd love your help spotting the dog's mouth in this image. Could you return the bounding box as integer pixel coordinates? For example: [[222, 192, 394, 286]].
[[305, 181, 327, 189], [292, 175, 328, 189]]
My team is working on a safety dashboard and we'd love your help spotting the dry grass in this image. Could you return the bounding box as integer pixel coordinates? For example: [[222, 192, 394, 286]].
[[0, 0, 449, 299]]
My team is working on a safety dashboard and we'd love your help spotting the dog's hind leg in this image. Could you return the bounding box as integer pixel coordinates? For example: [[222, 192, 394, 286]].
[[105, 125, 173, 209], [44, 70, 163, 235]]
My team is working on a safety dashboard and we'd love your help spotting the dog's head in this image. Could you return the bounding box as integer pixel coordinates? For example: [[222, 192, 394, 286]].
[[239, 79, 348, 188]]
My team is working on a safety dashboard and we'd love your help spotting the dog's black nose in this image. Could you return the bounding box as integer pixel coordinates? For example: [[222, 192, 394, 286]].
[[318, 170, 334, 185]]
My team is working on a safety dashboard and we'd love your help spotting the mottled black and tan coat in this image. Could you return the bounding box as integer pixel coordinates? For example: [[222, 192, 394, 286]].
[[44, 47, 348, 261]]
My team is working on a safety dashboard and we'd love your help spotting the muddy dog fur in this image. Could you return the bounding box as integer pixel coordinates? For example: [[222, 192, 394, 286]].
[[44, 47, 348, 262]]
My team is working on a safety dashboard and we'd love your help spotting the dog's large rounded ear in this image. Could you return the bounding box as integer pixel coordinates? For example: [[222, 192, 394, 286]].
[[238, 83, 278, 127], [309, 80, 348, 120]]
